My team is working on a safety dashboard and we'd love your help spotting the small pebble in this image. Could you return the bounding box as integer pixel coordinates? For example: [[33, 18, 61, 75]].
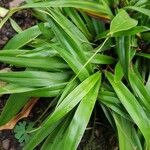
[[10, 148, 16, 150], [9, 0, 25, 8], [2, 139, 10, 150]]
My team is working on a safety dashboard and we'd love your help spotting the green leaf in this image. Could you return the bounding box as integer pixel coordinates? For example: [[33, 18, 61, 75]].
[[0, 7, 19, 29], [48, 9, 92, 72], [64, 8, 92, 40], [0, 71, 71, 87], [41, 114, 73, 150], [48, 18, 91, 81], [146, 74, 150, 93], [114, 26, 150, 37], [100, 104, 115, 128], [134, 0, 149, 6], [99, 91, 130, 120], [61, 73, 101, 149], [136, 53, 150, 59], [14, 121, 27, 139], [23, 72, 100, 150], [113, 113, 142, 150], [21, 0, 110, 18], [110, 10, 138, 35], [0, 7, 8, 17], [50, 8, 92, 50], [0, 94, 30, 125], [24, 83, 66, 97], [125, 6, 150, 17], [14, 121, 34, 144], [0, 50, 69, 71], [3, 25, 42, 49], [106, 71, 150, 143], [56, 78, 79, 107], [0, 83, 66, 97], [86, 52, 115, 64], [9, 18, 22, 33], [116, 36, 131, 76], [129, 69, 150, 112], [38, 23, 54, 40], [114, 62, 124, 82], [96, 26, 150, 40]]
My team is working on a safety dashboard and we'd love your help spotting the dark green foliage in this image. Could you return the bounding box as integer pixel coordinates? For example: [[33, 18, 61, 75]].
[[0, 0, 150, 149]]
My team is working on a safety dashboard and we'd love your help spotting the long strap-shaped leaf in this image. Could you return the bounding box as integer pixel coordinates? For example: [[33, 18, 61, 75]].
[[0, 71, 71, 87], [98, 91, 130, 120], [136, 53, 150, 59], [41, 113, 73, 150], [49, 9, 92, 52], [64, 8, 92, 40], [125, 6, 150, 17], [48, 25, 90, 81], [21, 1, 110, 17], [129, 69, 150, 112], [0, 50, 68, 71], [47, 9, 92, 75], [0, 49, 114, 71], [113, 113, 142, 150], [0, 94, 30, 125], [41, 76, 100, 150], [3, 25, 42, 49], [23, 72, 100, 150], [0, 82, 66, 97], [116, 36, 131, 76], [61, 73, 101, 150], [106, 71, 150, 144]]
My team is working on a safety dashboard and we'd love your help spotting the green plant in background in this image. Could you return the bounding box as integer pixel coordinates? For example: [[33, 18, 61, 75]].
[[0, 0, 150, 150], [14, 121, 34, 145]]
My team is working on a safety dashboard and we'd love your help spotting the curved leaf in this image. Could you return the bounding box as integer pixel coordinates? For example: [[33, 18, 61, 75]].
[[110, 10, 138, 35]]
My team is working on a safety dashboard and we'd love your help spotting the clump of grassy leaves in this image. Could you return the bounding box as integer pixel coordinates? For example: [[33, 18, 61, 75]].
[[0, 0, 150, 150]]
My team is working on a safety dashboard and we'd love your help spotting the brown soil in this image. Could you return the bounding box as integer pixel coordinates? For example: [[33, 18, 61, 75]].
[[0, 1, 37, 48]]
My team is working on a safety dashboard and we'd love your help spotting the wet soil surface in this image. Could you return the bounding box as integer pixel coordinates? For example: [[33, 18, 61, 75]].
[[0, 1, 118, 150], [0, 0, 10, 8], [0, 0, 37, 48]]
